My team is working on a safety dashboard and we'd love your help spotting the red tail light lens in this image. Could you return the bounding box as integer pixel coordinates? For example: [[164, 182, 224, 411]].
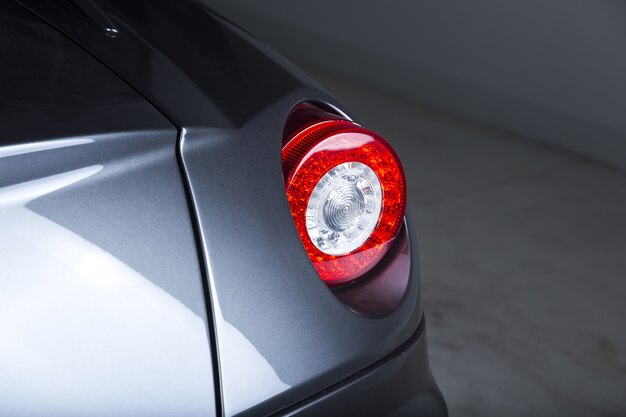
[[282, 113, 407, 286]]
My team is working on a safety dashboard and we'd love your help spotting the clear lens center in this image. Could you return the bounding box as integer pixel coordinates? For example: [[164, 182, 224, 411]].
[[323, 183, 365, 232], [306, 162, 382, 255]]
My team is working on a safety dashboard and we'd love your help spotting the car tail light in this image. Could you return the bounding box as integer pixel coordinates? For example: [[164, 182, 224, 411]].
[[282, 104, 407, 286]]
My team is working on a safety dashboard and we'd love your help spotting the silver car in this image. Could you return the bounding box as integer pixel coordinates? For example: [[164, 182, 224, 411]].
[[0, 0, 446, 415]]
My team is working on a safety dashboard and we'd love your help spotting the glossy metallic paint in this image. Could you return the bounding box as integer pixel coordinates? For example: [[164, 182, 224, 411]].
[[3, 0, 445, 415], [282, 320, 446, 417], [179, 93, 422, 415], [0, 102, 216, 417]]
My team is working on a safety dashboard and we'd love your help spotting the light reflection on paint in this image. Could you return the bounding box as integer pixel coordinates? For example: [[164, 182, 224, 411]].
[[0, 165, 102, 207], [202, 247, 290, 416], [0, 167, 215, 416], [0, 158, 291, 415], [184, 128, 291, 415], [219, 319, 290, 415], [0, 138, 94, 159]]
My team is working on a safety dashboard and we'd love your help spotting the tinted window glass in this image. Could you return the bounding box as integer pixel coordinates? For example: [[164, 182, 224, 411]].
[[0, 2, 140, 114]]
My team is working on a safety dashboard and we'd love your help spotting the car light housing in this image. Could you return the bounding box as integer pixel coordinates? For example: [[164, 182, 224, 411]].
[[282, 105, 407, 286]]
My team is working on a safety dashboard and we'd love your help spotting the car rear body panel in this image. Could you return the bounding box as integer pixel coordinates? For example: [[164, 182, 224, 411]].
[[179, 98, 422, 416]]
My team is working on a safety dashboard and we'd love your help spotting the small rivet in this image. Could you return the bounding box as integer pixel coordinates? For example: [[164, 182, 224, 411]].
[[104, 27, 118, 38]]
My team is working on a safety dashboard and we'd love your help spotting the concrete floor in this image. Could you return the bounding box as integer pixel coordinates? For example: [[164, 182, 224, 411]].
[[302, 65, 626, 416]]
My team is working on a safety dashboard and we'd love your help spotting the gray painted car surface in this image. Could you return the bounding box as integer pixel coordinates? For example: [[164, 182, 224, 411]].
[[1, 0, 446, 415]]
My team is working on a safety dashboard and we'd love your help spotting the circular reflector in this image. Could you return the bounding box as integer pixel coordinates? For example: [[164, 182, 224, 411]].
[[307, 161, 382, 255]]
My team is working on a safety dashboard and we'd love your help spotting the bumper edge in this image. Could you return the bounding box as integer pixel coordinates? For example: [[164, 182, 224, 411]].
[[279, 317, 447, 417]]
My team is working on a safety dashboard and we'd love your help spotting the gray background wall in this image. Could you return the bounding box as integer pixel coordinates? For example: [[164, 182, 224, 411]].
[[209, 0, 626, 169]]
